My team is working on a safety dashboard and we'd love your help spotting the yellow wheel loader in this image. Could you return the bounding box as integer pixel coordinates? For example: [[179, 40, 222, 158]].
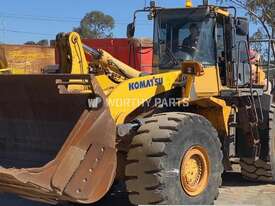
[[0, 1, 274, 205]]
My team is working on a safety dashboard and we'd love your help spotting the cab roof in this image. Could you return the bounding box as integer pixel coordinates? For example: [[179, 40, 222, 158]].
[[153, 5, 230, 17]]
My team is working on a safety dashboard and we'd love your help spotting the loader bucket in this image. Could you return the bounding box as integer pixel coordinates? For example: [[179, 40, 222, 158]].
[[0, 74, 116, 204]]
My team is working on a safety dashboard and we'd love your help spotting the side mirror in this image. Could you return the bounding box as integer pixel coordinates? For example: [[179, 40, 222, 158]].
[[236, 17, 249, 36], [150, 1, 156, 7], [127, 23, 135, 38]]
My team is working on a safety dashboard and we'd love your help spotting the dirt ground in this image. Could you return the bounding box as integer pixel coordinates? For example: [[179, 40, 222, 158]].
[[1, 172, 275, 206], [216, 172, 275, 206]]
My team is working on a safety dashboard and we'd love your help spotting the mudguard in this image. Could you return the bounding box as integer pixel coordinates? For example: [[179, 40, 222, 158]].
[[0, 74, 116, 204]]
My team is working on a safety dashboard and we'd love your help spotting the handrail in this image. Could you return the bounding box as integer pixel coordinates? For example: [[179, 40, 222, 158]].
[[236, 40, 253, 92], [249, 38, 275, 92]]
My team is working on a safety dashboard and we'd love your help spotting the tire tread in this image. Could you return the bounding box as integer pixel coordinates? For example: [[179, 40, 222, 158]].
[[125, 112, 223, 205], [241, 103, 275, 182]]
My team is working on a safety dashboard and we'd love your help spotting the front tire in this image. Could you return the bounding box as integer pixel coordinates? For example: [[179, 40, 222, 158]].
[[125, 112, 223, 205]]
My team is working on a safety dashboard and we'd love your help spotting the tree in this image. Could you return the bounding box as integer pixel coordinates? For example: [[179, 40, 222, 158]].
[[24, 41, 36, 45], [24, 40, 49, 46], [74, 11, 115, 39], [220, 0, 274, 32], [37, 39, 49, 46], [250, 28, 268, 55], [220, 0, 275, 58], [219, 0, 275, 80], [246, 0, 275, 39]]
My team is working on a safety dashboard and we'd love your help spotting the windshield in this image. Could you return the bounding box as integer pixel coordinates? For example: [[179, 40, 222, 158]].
[[154, 8, 216, 70]]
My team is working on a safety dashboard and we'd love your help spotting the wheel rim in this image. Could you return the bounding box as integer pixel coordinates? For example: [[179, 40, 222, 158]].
[[180, 145, 210, 197]]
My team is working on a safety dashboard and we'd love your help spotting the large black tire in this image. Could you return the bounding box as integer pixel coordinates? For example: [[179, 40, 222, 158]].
[[240, 103, 275, 181], [125, 112, 223, 205]]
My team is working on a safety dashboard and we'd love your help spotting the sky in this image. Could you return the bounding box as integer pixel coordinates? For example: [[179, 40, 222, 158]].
[[0, 0, 255, 44]]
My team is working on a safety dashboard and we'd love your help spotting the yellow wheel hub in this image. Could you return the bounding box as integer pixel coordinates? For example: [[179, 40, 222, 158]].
[[180, 146, 210, 197]]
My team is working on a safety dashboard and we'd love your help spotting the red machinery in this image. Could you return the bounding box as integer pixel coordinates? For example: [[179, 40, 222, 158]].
[[82, 38, 153, 73]]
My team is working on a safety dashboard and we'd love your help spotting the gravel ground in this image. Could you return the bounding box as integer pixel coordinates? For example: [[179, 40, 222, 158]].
[[1, 172, 275, 206]]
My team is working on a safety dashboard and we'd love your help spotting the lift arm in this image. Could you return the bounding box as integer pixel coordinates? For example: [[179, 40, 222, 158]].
[[56, 32, 142, 80]]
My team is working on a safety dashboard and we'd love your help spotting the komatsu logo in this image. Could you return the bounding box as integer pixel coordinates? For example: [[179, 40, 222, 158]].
[[129, 77, 163, 91]]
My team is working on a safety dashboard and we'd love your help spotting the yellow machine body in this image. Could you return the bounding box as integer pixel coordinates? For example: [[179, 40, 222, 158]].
[[56, 32, 232, 137], [0, 2, 270, 203]]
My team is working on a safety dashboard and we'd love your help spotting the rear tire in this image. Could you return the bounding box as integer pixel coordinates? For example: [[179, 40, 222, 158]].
[[125, 112, 223, 205], [241, 103, 275, 181]]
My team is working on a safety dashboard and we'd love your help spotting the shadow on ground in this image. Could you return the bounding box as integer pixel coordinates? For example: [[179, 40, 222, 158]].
[[221, 172, 269, 187], [0, 181, 132, 206], [0, 172, 271, 206]]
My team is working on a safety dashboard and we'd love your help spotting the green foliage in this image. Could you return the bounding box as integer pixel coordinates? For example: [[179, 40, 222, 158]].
[[74, 11, 115, 39], [218, 0, 274, 27], [37, 39, 49, 46], [24, 41, 36, 45], [250, 28, 269, 56], [245, 0, 274, 25], [24, 39, 49, 46], [219, 0, 275, 61]]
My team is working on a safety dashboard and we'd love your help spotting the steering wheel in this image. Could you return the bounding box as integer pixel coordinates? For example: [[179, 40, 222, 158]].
[[181, 45, 197, 54], [159, 53, 177, 68], [166, 48, 179, 65]]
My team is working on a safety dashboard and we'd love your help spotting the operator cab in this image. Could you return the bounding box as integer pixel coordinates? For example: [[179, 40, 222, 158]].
[[153, 7, 216, 71], [152, 6, 252, 88], [127, 1, 269, 93]]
